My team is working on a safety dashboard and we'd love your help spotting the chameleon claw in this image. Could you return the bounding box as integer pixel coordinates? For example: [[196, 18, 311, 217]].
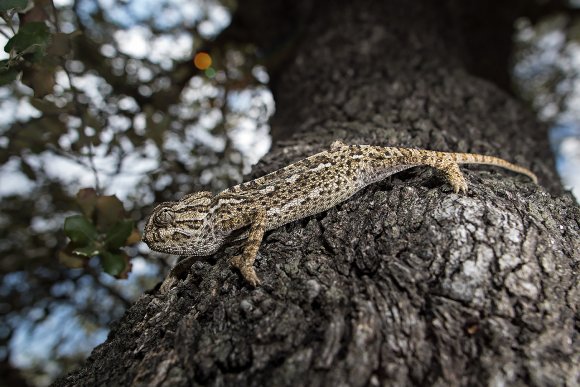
[[443, 167, 468, 194], [453, 180, 469, 194], [239, 266, 261, 287], [243, 270, 262, 287], [230, 255, 262, 286]]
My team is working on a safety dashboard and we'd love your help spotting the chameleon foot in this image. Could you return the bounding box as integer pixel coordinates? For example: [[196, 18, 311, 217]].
[[230, 255, 262, 286], [439, 162, 468, 193], [449, 174, 468, 194]]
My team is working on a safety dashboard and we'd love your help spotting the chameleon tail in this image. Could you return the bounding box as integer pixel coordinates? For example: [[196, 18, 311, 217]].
[[448, 152, 538, 183]]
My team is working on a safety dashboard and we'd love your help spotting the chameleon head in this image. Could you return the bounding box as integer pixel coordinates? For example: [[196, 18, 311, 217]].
[[142, 191, 223, 256]]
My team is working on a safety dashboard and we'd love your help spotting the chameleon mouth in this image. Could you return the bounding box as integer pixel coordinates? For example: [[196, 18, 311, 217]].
[[143, 241, 185, 256], [142, 235, 201, 256], [141, 231, 171, 253]]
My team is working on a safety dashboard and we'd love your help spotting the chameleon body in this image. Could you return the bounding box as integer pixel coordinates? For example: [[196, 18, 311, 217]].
[[143, 140, 537, 286]]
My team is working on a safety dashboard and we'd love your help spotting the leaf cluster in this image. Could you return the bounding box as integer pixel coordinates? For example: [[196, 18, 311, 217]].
[[1, 0, 75, 97], [62, 189, 140, 278]]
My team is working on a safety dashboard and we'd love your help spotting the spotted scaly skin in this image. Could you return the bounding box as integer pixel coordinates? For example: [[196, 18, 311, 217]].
[[143, 140, 537, 286]]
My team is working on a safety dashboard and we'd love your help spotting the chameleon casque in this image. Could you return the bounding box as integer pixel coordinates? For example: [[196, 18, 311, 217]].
[[142, 140, 537, 286]]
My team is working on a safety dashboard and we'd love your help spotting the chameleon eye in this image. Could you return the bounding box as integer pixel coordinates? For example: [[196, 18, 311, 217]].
[[154, 208, 175, 226]]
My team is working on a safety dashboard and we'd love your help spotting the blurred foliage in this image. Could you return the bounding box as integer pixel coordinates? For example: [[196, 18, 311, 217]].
[[513, 7, 580, 123], [512, 2, 580, 200], [0, 0, 272, 385]]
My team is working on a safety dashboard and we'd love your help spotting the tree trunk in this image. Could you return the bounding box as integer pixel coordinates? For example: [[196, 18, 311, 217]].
[[55, 0, 579, 386]]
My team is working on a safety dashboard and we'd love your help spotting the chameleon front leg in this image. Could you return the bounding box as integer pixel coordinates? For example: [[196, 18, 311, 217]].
[[230, 208, 267, 286]]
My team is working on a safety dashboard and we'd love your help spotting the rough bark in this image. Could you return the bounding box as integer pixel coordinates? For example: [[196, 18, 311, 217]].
[[56, 0, 579, 386]]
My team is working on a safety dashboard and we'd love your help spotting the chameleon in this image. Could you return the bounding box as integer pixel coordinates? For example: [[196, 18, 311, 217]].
[[142, 140, 537, 286]]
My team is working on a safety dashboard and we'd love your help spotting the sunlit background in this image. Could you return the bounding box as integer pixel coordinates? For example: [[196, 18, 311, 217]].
[[513, 14, 580, 197], [0, 0, 578, 385]]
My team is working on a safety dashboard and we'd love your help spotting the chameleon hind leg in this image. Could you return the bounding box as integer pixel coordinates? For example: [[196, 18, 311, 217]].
[[422, 158, 468, 193], [382, 155, 469, 193], [230, 208, 267, 286]]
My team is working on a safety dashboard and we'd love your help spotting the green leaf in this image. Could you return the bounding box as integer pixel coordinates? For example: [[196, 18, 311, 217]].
[[5, 22, 50, 55], [95, 195, 125, 231], [22, 62, 55, 97], [0, 0, 28, 12], [0, 59, 10, 71], [72, 244, 102, 257], [76, 188, 98, 218], [104, 220, 134, 249], [64, 215, 98, 245], [101, 251, 129, 277]]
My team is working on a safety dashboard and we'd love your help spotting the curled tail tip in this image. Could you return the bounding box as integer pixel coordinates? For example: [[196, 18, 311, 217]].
[[457, 153, 538, 184], [514, 167, 537, 184], [509, 166, 537, 184], [516, 165, 538, 184]]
